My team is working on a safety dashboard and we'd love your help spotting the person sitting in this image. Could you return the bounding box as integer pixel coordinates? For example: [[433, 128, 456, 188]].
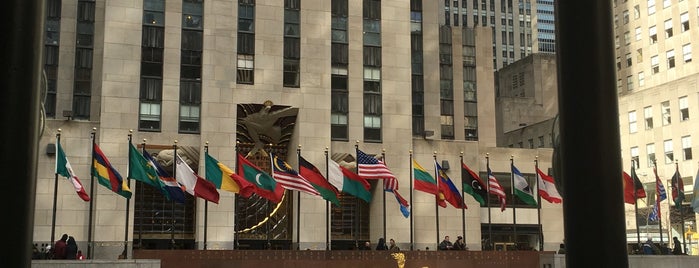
[[388, 238, 400, 251], [672, 237, 684, 255], [453, 236, 466, 250], [438, 236, 453, 250], [376, 238, 388, 250]]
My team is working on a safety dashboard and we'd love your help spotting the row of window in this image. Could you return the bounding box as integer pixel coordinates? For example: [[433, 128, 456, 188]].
[[508, 134, 551, 149], [615, 12, 691, 49], [630, 135, 693, 168], [628, 97, 690, 135], [616, 44, 692, 92]]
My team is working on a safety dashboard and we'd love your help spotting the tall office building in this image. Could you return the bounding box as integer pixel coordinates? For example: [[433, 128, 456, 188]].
[[439, 0, 556, 71], [613, 0, 698, 249], [35, 0, 562, 257]]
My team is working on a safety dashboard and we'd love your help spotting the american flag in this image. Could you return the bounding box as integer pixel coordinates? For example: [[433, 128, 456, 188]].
[[356, 149, 396, 179], [271, 154, 319, 196], [487, 167, 507, 211]]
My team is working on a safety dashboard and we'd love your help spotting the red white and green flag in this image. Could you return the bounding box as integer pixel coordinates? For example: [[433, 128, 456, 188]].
[[327, 159, 372, 202], [56, 142, 90, 202], [299, 155, 341, 206]]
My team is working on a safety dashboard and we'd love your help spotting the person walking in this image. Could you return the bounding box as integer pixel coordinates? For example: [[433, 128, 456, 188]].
[[65, 236, 78, 260], [52, 234, 68, 259]]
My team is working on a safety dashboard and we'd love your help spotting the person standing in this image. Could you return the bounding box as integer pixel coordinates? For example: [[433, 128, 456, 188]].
[[376, 238, 388, 250], [388, 239, 400, 251], [453, 236, 466, 250], [65, 236, 78, 260], [672, 237, 684, 255], [52, 234, 68, 259], [359, 241, 371, 250], [438, 236, 453, 250]]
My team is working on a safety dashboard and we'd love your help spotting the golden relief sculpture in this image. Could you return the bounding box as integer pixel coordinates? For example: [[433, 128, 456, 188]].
[[391, 252, 406, 268]]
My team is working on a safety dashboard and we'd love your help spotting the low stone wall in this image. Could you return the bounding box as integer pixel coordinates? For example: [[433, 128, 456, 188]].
[[134, 250, 548, 268], [551, 254, 699, 268], [31, 259, 160, 268]]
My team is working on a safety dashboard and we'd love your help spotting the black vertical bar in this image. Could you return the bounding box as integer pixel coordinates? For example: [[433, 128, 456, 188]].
[[555, 0, 628, 266], [510, 157, 517, 248], [381, 149, 387, 243], [433, 152, 440, 248], [677, 161, 686, 254], [140, 140, 147, 250], [88, 129, 97, 258], [204, 143, 209, 250], [354, 142, 359, 248], [124, 131, 133, 258], [632, 160, 641, 247], [171, 141, 178, 249], [460, 153, 466, 245], [3, 1, 42, 265], [535, 158, 543, 251], [51, 132, 61, 246], [486, 154, 492, 250], [655, 161, 664, 245], [409, 151, 414, 250], [233, 142, 239, 249]]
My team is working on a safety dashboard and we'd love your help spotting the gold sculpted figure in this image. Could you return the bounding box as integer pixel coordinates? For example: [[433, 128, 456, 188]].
[[391, 252, 405, 268]]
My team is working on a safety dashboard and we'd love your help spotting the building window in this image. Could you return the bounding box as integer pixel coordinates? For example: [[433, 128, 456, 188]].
[[644, 106, 653, 129], [623, 10, 629, 24], [284, 0, 300, 87], [626, 52, 632, 67], [332, 0, 349, 140], [73, 0, 96, 120], [626, 75, 634, 91], [662, 101, 671, 125], [667, 49, 675, 69], [663, 0, 670, 9], [682, 136, 692, 160], [139, 0, 165, 131], [683, 43, 692, 63], [179, 0, 203, 133], [651, 55, 659, 74], [538, 136, 545, 148], [363, 0, 382, 142], [237, 0, 255, 84], [649, 26, 657, 44], [439, 26, 454, 140], [679, 96, 689, 121], [628, 111, 637, 133], [637, 48, 643, 63], [648, 0, 655, 15], [634, 5, 640, 19], [638, 71, 645, 87], [463, 28, 478, 141], [647, 143, 656, 167], [681, 12, 690, 32], [665, 19, 673, 38], [44, 0, 62, 118], [635, 27, 642, 41], [631, 146, 640, 168], [664, 139, 674, 164], [617, 79, 622, 92]]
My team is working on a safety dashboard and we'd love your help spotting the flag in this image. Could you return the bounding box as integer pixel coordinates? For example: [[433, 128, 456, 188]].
[[271, 154, 320, 196], [299, 156, 340, 206], [385, 177, 410, 218], [630, 165, 647, 200], [671, 167, 685, 209], [653, 166, 667, 202], [174, 154, 220, 203], [128, 143, 172, 200], [205, 152, 249, 194], [237, 152, 285, 203], [536, 167, 562, 204], [692, 167, 699, 213], [462, 162, 487, 206], [327, 159, 372, 202], [356, 149, 396, 179], [413, 159, 446, 207], [649, 204, 659, 222], [92, 143, 131, 198], [622, 171, 637, 204], [512, 164, 536, 206], [488, 167, 507, 211], [436, 161, 466, 209], [143, 149, 187, 204], [56, 142, 90, 202]]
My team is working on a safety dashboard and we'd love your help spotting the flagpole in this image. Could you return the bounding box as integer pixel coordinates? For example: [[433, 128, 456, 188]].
[[654, 160, 664, 245], [324, 147, 330, 250], [233, 141, 240, 249], [511, 156, 517, 249], [266, 144, 272, 249], [409, 150, 414, 251], [486, 153, 493, 250], [433, 152, 440, 248], [675, 160, 687, 253], [87, 127, 97, 259], [51, 130, 61, 246], [171, 140, 178, 249], [354, 141, 360, 248], [535, 156, 543, 251], [632, 159, 641, 248], [460, 152, 466, 247], [124, 130, 133, 258], [296, 145, 302, 250], [203, 142, 210, 250], [381, 149, 387, 243], [139, 139, 147, 250]]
